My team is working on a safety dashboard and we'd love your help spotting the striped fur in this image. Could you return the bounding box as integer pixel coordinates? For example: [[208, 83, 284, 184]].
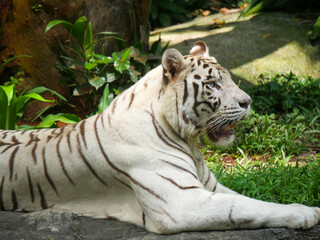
[[0, 41, 319, 234]]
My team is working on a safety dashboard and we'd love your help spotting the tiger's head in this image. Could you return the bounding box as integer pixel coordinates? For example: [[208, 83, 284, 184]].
[[161, 41, 251, 147]]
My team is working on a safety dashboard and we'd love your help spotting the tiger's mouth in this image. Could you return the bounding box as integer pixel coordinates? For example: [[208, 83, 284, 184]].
[[207, 123, 237, 142]]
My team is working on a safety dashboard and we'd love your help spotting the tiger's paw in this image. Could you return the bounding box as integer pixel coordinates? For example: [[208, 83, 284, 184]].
[[285, 205, 320, 229]]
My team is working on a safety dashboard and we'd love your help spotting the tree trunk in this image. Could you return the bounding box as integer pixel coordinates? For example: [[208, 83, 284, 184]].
[[0, 0, 151, 104]]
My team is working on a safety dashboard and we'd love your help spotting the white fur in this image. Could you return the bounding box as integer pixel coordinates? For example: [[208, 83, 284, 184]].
[[0, 42, 319, 234]]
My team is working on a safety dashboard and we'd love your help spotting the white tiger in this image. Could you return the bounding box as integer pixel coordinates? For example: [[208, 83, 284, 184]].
[[0, 41, 319, 234]]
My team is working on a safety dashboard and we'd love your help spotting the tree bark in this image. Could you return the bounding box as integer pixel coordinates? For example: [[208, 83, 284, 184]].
[[0, 0, 151, 96]]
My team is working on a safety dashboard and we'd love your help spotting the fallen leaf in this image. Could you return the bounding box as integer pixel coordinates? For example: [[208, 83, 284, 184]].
[[261, 33, 270, 39], [240, 3, 248, 10], [219, 8, 229, 15], [211, 19, 226, 29], [202, 10, 211, 16]]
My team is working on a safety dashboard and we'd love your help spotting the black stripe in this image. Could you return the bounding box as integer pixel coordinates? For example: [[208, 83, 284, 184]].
[[93, 116, 166, 203], [192, 82, 200, 117], [175, 92, 181, 135], [161, 207, 177, 223], [155, 149, 196, 171], [26, 167, 35, 203], [2, 133, 7, 139], [11, 190, 18, 210], [1, 145, 12, 154], [163, 69, 169, 85], [20, 130, 28, 135], [0, 176, 5, 210], [31, 141, 38, 164], [182, 111, 189, 124], [66, 132, 72, 153], [183, 79, 188, 105], [54, 127, 64, 139], [112, 176, 133, 191], [194, 74, 201, 80], [12, 135, 21, 144], [212, 181, 217, 192], [128, 92, 135, 109], [142, 212, 146, 226], [157, 174, 199, 190], [26, 132, 34, 147], [46, 135, 53, 143], [204, 170, 211, 187], [218, 69, 223, 80], [9, 146, 19, 181], [79, 120, 87, 148], [57, 135, 75, 186], [76, 135, 108, 186], [37, 183, 48, 209], [160, 159, 198, 180], [108, 114, 112, 127], [151, 112, 193, 160], [229, 203, 236, 225], [111, 97, 118, 114], [42, 147, 59, 195], [100, 112, 105, 129]]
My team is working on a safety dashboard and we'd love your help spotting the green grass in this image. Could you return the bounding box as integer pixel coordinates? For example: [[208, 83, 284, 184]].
[[202, 73, 320, 207], [207, 159, 320, 207]]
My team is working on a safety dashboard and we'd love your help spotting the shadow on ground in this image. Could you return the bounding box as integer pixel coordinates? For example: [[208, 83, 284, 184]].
[[150, 12, 320, 89]]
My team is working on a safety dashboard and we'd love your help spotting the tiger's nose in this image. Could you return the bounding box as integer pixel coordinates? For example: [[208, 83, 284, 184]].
[[239, 97, 252, 109]]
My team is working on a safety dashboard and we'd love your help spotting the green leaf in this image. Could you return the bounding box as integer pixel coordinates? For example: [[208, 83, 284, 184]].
[[127, 68, 138, 83], [16, 125, 36, 130], [98, 83, 111, 113], [45, 20, 72, 33], [37, 114, 80, 128], [27, 87, 67, 102], [0, 84, 15, 104], [88, 76, 107, 90], [94, 54, 113, 64], [106, 72, 117, 83], [114, 59, 130, 73], [84, 21, 94, 59], [16, 93, 52, 114], [242, 1, 264, 17], [121, 48, 131, 61], [0, 84, 17, 129], [150, 35, 164, 55], [0, 87, 8, 129], [84, 61, 97, 70], [310, 16, 320, 41], [70, 16, 87, 46]]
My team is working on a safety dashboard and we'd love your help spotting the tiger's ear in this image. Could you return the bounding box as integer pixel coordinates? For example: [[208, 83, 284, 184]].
[[190, 41, 209, 57], [162, 48, 186, 84]]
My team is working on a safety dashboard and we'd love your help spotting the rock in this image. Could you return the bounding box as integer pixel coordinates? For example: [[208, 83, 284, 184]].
[[0, 210, 320, 240]]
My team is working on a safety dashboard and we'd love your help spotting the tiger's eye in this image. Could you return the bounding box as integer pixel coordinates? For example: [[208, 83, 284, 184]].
[[208, 82, 216, 88]]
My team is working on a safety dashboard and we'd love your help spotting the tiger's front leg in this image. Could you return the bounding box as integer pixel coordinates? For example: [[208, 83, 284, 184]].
[[129, 169, 320, 234]]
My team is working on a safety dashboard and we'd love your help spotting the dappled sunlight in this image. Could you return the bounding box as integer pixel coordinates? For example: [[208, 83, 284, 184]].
[[151, 26, 235, 46], [150, 12, 320, 86], [150, 12, 253, 47], [231, 41, 320, 84]]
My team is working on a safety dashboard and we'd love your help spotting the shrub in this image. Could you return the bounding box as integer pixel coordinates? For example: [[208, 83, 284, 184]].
[[248, 73, 320, 114]]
